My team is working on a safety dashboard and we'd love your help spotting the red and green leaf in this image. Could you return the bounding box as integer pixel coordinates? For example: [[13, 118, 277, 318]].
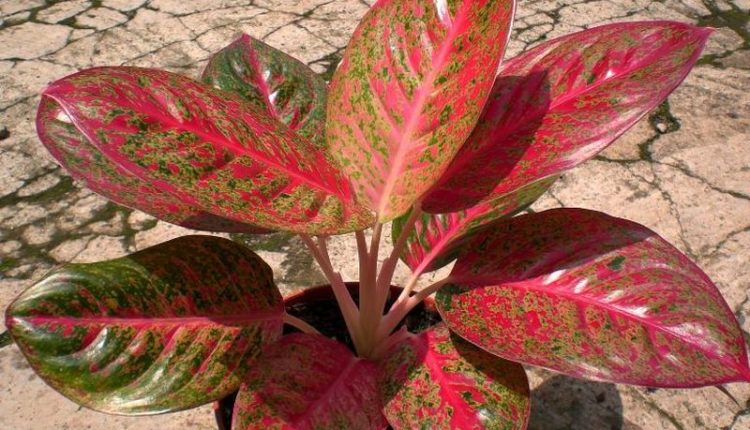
[[201, 34, 328, 148], [5, 235, 284, 414], [424, 21, 711, 213], [37, 94, 270, 233], [233, 333, 386, 430], [394, 177, 554, 273], [326, 0, 516, 222], [437, 209, 750, 387], [39, 67, 373, 234], [380, 324, 530, 429]]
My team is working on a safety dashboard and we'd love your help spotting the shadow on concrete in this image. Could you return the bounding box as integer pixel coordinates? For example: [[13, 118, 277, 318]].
[[529, 374, 636, 430]]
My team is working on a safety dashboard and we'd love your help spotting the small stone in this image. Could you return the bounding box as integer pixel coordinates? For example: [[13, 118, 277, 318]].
[[655, 122, 668, 133], [721, 49, 750, 70], [86, 212, 125, 236], [0, 203, 48, 229], [0, 22, 71, 60], [70, 28, 96, 40], [127, 210, 156, 230], [133, 221, 226, 250], [49, 237, 91, 262], [263, 23, 335, 66], [733, 414, 750, 430], [5, 264, 33, 279], [75, 7, 128, 30], [0, 127, 9, 140], [54, 193, 110, 231], [0, 0, 45, 17], [0, 280, 28, 329], [0, 240, 22, 255], [3, 11, 30, 25], [17, 173, 60, 197], [102, 0, 147, 12], [37, 0, 90, 24], [21, 223, 56, 246], [73, 235, 128, 262]]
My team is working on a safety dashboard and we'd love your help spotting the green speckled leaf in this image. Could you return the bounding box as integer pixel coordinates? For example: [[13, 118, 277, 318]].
[[39, 67, 373, 234], [5, 235, 284, 414], [327, 0, 516, 222], [438, 209, 750, 387], [37, 95, 271, 234], [201, 34, 328, 148], [233, 333, 386, 430], [393, 177, 555, 273], [380, 324, 530, 429], [425, 21, 710, 213]]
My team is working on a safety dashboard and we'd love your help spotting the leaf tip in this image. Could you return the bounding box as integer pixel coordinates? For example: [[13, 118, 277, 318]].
[[740, 363, 750, 382]]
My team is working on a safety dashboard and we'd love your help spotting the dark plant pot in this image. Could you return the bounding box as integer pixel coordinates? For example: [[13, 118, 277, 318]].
[[214, 282, 441, 430]]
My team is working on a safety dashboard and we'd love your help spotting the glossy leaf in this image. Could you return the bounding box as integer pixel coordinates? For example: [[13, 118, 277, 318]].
[[437, 209, 750, 387], [201, 34, 328, 148], [233, 333, 386, 430], [37, 94, 271, 233], [380, 324, 530, 429], [327, 0, 516, 221], [40, 67, 373, 234], [425, 21, 711, 213], [6, 235, 284, 414], [394, 176, 554, 273]]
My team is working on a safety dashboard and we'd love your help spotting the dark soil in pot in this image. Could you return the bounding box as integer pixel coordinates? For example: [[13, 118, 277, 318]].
[[214, 282, 441, 430]]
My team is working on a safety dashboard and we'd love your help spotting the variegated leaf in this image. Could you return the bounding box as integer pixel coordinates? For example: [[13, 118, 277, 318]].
[[380, 324, 530, 429], [394, 177, 554, 273], [437, 209, 750, 387], [425, 21, 711, 213], [233, 333, 386, 430], [201, 34, 328, 148], [327, 0, 516, 222], [37, 94, 271, 233], [40, 67, 373, 234], [6, 235, 284, 414]]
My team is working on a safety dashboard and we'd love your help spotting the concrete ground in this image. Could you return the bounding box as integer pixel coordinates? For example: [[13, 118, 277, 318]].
[[0, 0, 748, 428]]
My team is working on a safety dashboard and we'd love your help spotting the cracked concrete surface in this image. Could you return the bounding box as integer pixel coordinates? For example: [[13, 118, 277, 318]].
[[0, 0, 748, 429]]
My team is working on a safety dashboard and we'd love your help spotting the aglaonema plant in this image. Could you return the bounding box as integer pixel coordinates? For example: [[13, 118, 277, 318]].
[[5, 0, 749, 428]]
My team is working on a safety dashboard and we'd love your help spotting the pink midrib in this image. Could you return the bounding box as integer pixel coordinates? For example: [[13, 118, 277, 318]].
[[47, 76, 343, 200], [290, 357, 369, 427], [245, 45, 281, 120], [452, 272, 749, 380], [419, 336, 481, 427], [436, 26, 702, 186], [375, 5, 470, 218], [16, 310, 283, 328]]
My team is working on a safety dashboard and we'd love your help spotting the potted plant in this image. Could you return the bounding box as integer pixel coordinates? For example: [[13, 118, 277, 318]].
[[5, 0, 748, 428]]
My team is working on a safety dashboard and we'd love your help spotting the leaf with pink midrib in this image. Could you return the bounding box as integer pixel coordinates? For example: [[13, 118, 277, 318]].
[[6, 235, 284, 414], [437, 209, 750, 387], [232, 333, 386, 430], [36, 95, 271, 233], [327, 0, 516, 221], [201, 34, 328, 149], [394, 177, 554, 273], [380, 324, 530, 429], [425, 21, 711, 213], [41, 67, 373, 234]]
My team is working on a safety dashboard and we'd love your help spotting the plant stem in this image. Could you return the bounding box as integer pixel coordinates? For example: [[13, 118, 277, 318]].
[[375, 204, 422, 312], [300, 234, 365, 354], [390, 265, 423, 311], [377, 276, 454, 340], [371, 326, 413, 360], [283, 314, 320, 334], [358, 223, 383, 356], [355, 230, 368, 271]]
